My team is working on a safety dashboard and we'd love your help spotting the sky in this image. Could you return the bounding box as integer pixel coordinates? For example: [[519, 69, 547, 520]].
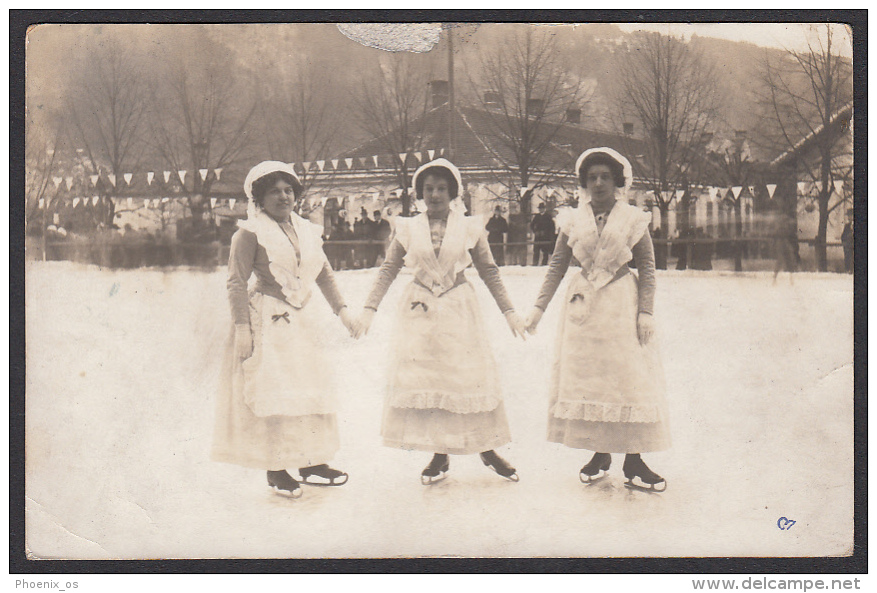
[[616, 23, 853, 57]]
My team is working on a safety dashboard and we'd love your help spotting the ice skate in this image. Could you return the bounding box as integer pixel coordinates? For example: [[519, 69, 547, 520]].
[[480, 450, 519, 482], [298, 464, 348, 486], [267, 470, 303, 498], [579, 452, 611, 484], [622, 455, 666, 493], [421, 453, 450, 485]]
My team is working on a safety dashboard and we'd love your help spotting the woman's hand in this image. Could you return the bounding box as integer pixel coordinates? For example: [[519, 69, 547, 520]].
[[338, 307, 358, 338], [637, 312, 655, 345], [234, 324, 253, 361], [525, 307, 544, 334], [355, 308, 376, 339], [504, 310, 528, 340]]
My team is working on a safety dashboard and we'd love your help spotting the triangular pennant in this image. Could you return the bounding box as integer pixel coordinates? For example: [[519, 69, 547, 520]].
[[747, 186, 755, 197], [229, 198, 236, 210], [372, 155, 379, 167], [317, 160, 325, 172], [162, 197, 170, 203], [675, 189, 685, 201], [66, 177, 76, 191], [107, 174, 116, 187], [345, 158, 353, 169], [766, 184, 777, 199], [147, 171, 154, 185], [428, 149, 435, 160], [321, 196, 328, 208], [833, 180, 844, 195], [731, 186, 743, 199], [797, 181, 808, 194], [92, 196, 99, 206], [414, 151, 423, 163], [127, 197, 133, 208], [90, 175, 99, 187], [52, 177, 62, 189], [210, 197, 217, 209], [72, 198, 80, 208], [199, 169, 208, 181], [163, 171, 171, 184], [153, 199, 160, 208], [358, 157, 367, 167], [214, 168, 222, 181], [178, 170, 187, 185], [331, 159, 339, 170], [124, 173, 133, 185], [302, 162, 311, 172], [38, 198, 45, 209], [398, 153, 408, 164], [144, 199, 150, 208], [439, 148, 445, 156]]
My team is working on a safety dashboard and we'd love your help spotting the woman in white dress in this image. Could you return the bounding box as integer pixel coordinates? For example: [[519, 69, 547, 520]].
[[357, 159, 527, 484], [212, 161, 358, 498], [526, 148, 671, 492]]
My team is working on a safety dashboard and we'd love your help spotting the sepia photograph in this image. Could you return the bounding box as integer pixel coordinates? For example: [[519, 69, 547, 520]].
[[18, 14, 860, 567]]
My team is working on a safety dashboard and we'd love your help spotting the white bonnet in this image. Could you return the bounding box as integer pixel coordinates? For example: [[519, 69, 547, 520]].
[[411, 158, 463, 198], [574, 147, 633, 194], [243, 161, 302, 200]]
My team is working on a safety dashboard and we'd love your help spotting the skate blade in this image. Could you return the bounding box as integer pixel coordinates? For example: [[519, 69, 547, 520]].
[[500, 472, 520, 482], [624, 477, 666, 493], [270, 485, 303, 499], [421, 471, 448, 485], [580, 470, 608, 484], [299, 474, 348, 487]]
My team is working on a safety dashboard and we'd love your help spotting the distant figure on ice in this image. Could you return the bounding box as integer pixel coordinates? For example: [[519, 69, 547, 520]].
[[485, 205, 509, 266], [771, 210, 798, 285], [371, 209, 391, 266], [212, 161, 358, 499], [525, 147, 671, 492], [356, 158, 528, 485], [531, 202, 556, 265], [841, 209, 853, 274]]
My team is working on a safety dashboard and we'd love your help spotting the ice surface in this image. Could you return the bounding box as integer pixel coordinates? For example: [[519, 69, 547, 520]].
[[24, 262, 854, 559]]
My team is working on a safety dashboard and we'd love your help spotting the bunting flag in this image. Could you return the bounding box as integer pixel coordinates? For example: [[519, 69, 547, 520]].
[[413, 151, 423, 163], [90, 175, 99, 187], [177, 170, 187, 185], [747, 186, 755, 197], [302, 162, 311, 173], [72, 198, 80, 208], [163, 171, 171, 184], [428, 149, 435, 161], [108, 174, 116, 187], [398, 152, 408, 164], [229, 198, 236, 210], [147, 172, 154, 185], [675, 189, 685, 201], [153, 199, 160, 208], [331, 159, 339, 170], [210, 197, 217, 209], [127, 197, 133, 208], [52, 177, 62, 189], [834, 180, 845, 195], [372, 155, 379, 167], [92, 196, 99, 206], [731, 186, 743, 199], [144, 199, 150, 209], [199, 169, 209, 181], [358, 157, 367, 167], [162, 197, 170, 203], [124, 173, 133, 185], [345, 158, 353, 169], [53, 213, 60, 225], [38, 198, 44, 209], [214, 168, 223, 181], [439, 148, 445, 156], [766, 184, 777, 199], [796, 181, 808, 194], [65, 177, 74, 190], [320, 196, 329, 208], [317, 160, 325, 172]]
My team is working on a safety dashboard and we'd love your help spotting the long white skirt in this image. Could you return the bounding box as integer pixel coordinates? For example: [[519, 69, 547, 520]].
[[212, 292, 339, 471], [381, 281, 512, 455], [547, 272, 671, 453]]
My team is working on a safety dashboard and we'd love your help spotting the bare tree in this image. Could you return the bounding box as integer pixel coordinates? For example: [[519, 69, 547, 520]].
[[24, 114, 65, 234], [149, 57, 257, 234], [65, 38, 148, 226], [354, 53, 432, 217], [614, 32, 720, 237], [472, 26, 587, 216], [758, 24, 853, 271]]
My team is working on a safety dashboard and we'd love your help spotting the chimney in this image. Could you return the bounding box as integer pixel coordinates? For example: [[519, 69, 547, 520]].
[[429, 80, 449, 108], [565, 107, 581, 124], [623, 122, 634, 135], [700, 131, 714, 144], [483, 91, 501, 106], [526, 98, 544, 115]]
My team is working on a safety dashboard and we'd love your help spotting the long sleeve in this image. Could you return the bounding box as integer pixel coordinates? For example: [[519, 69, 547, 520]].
[[534, 233, 573, 311], [363, 238, 406, 311], [315, 260, 347, 315], [631, 230, 656, 315], [227, 229, 257, 326], [470, 235, 515, 314]]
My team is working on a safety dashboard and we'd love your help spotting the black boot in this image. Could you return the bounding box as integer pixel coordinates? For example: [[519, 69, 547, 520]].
[[298, 464, 348, 486], [267, 470, 303, 498], [421, 453, 450, 485], [580, 452, 611, 483], [622, 454, 666, 492], [480, 450, 519, 482]]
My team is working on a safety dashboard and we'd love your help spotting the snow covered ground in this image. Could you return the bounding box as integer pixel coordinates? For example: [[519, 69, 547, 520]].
[[24, 262, 854, 559]]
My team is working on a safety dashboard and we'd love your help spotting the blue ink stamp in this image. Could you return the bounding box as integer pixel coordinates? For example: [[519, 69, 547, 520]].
[[109, 282, 120, 297], [777, 517, 796, 530]]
